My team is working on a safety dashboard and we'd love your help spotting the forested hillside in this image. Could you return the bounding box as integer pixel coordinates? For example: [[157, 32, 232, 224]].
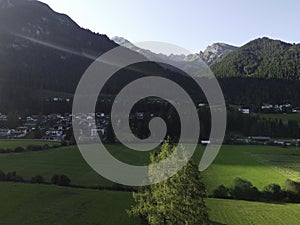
[[212, 37, 300, 80]]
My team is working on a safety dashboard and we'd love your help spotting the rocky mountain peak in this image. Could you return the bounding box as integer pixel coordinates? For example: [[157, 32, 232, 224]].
[[200, 43, 238, 65]]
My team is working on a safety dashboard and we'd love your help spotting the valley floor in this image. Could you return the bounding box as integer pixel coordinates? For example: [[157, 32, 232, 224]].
[[1, 182, 300, 225], [1, 141, 300, 224]]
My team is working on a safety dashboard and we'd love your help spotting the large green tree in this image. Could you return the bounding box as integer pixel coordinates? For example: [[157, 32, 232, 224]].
[[128, 141, 210, 225]]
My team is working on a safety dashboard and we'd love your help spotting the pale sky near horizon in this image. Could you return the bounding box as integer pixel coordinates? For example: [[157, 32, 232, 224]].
[[39, 0, 300, 54]]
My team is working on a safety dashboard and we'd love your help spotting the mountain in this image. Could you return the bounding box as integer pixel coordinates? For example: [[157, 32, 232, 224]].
[[113, 36, 300, 80], [0, 0, 118, 91], [211, 37, 300, 80], [199, 43, 238, 65], [0, 0, 199, 113], [0, 0, 122, 112], [111, 37, 237, 75], [1, 0, 300, 113], [112, 36, 206, 75]]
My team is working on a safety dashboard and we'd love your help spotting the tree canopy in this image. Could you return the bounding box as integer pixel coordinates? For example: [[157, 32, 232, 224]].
[[128, 141, 210, 225]]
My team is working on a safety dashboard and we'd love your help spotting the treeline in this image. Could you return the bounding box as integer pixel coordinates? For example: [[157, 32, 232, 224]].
[[227, 110, 300, 139], [0, 144, 61, 154], [0, 170, 135, 192], [212, 178, 300, 203], [218, 78, 300, 106], [0, 170, 70, 186]]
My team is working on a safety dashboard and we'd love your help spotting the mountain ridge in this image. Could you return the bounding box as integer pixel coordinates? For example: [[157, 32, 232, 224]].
[[112, 36, 238, 69], [211, 37, 300, 79]]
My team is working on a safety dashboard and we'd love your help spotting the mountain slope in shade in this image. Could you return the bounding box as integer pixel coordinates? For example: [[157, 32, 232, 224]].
[[0, 0, 118, 87], [0, 0, 121, 111], [111, 36, 237, 75], [0, 0, 198, 112], [211, 37, 300, 79]]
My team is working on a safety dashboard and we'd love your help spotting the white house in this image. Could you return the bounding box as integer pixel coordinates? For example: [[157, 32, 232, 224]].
[[0, 128, 11, 137], [239, 108, 250, 114], [0, 114, 7, 121]]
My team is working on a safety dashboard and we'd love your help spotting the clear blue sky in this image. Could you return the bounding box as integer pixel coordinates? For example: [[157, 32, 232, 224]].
[[40, 0, 300, 53]]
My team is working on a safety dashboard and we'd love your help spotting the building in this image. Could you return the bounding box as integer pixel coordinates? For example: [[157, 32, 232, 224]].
[[261, 104, 273, 110], [248, 136, 271, 144], [239, 108, 250, 114], [201, 140, 211, 145], [0, 128, 10, 137], [44, 128, 64, 141], [0, 114, 7, 121], [292, 108, 300, 114], [91, 127, 105, 137], [12, 127, 29, 138], [274, 139, 299, 147]]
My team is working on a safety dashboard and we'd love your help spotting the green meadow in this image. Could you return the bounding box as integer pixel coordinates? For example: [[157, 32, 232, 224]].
[[0, 141, 300, 224], [0, 140, 58, 149], [0, 182, 137, 225], [195, 145, 297, 192], [1, 183, 300, 225], [0, 143, 299, 191], [207, 198, 300, 225]]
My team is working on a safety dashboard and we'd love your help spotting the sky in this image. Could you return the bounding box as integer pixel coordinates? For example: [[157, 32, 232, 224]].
[[39, 0, 300, 54]]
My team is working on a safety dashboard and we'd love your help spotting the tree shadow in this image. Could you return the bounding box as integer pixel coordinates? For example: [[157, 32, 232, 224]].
[[211, 221, 227, 225]]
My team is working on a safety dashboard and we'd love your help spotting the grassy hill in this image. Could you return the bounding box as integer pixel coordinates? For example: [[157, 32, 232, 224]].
[[196, 145, 291, 192], [207, 198, 300, 225], [1, 142, 300, 224], [0, 182, 137, 225], [1, 182, 300, 225], [0, 144, 299, 192]]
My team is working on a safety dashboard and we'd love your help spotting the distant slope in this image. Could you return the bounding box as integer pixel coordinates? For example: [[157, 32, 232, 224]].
[[211, 37, 300, 79], [112, 36, 208, 75], [112, 36, 237, 75]]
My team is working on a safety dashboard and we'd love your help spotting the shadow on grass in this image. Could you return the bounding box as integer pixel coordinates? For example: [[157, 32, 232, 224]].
[[211, 221, 227, 225]]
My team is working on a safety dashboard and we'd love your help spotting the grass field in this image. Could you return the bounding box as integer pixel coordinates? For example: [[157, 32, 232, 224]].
[[207, 198, 300, 225], [0, 146, 112, 186], [0, 144, 298, 192], [194, 145, 298, 192], [249, 147, 300, 182], [1, 142, 300, 224], [1, 182, 300, 225], [0, 182, 137, 225], [0, 144, 158, 186], [0, 140, 59, 149]]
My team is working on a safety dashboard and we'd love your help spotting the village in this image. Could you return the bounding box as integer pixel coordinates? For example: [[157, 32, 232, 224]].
[[0, 108, 299, 147], [0, 110, 162, 143], [0, 112, 72, 141], [238, 103, 300, 114]]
